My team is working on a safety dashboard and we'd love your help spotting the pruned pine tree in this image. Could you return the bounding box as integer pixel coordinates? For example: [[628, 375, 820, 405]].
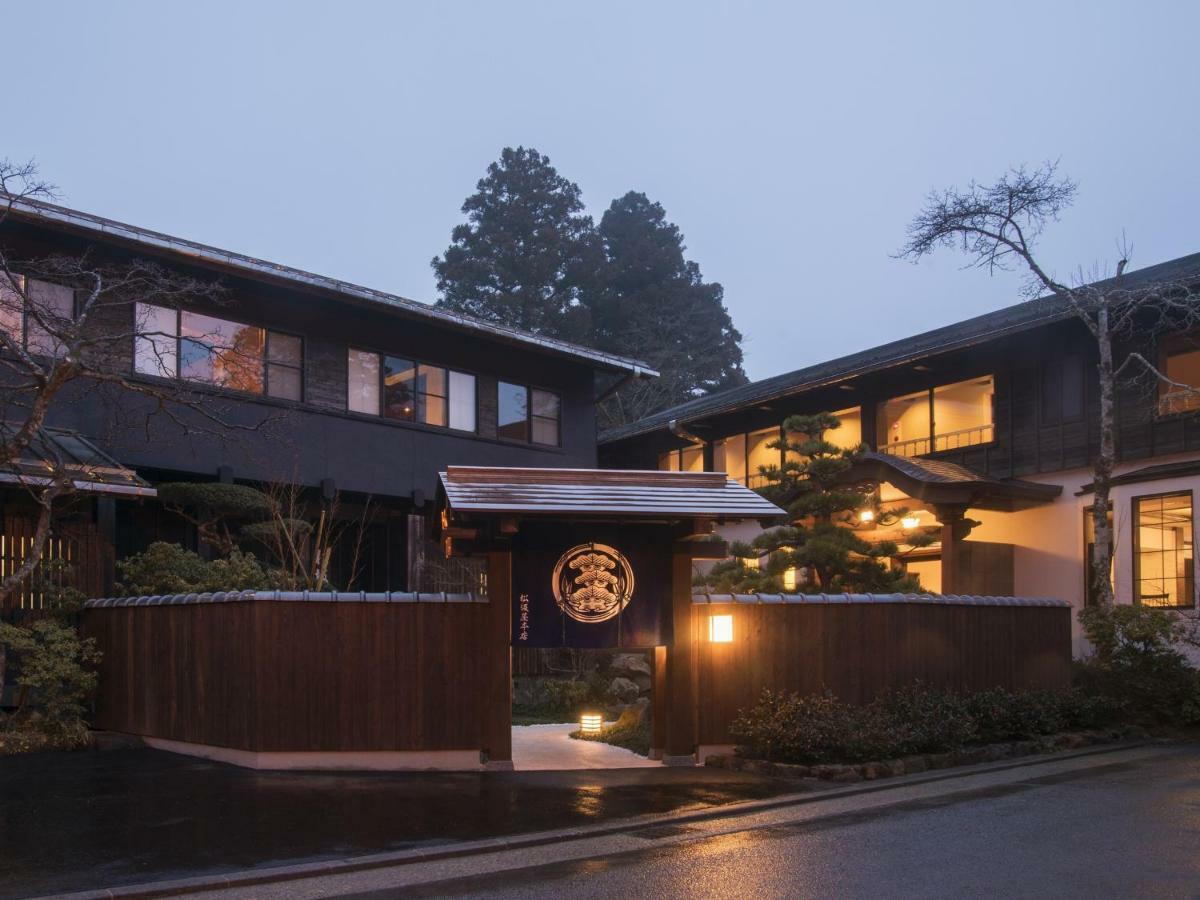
[[699, 412, 928, 594]]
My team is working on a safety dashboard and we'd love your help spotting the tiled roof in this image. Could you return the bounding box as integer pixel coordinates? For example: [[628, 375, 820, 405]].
[[693, 592, 1069, 607], [600, 251, 1200, 444], [4, 194, 656, 377], [439, 466, 786, 520], [85, 590, 487, 607]]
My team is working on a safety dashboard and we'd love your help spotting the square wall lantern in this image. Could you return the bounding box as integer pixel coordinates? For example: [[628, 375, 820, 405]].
[[709, 614, 734, 643]]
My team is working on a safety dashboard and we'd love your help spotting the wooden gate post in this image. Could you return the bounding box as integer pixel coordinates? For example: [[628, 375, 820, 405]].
[[485, 549, 513, 769], [663, 546, 697, 764], [650, 645, 667, 760]]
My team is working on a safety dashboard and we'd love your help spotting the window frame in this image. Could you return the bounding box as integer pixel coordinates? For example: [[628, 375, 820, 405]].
[[1156, 334, 1200, 418], [134, 303, 302, 400], [1131, 489, 1196, 610], [877, 375, 996, 457], [0, 274, 79, 358], [1082, 503, 1113, 608], [496, 381, 562, 448], [347, 346, 478, 435]]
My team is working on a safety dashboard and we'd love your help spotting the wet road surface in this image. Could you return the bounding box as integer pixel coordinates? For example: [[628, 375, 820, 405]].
[[0, 747, 793, 899], [397, 745, 1200, 899]]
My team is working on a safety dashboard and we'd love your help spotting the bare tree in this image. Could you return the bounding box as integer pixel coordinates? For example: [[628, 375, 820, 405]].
[[0, 159, 276, 605], [899, 162, 1200, 606]]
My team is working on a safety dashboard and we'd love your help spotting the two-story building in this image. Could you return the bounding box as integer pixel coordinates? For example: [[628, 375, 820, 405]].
[[600, 253, 1200, 652], [0, 196, 653, 601]]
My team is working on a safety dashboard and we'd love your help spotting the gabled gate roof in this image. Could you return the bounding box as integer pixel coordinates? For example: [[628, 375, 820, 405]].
[[439, 466, 785, 520]]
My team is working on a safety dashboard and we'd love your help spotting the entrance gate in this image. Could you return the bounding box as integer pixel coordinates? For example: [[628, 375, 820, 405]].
[[437, 466, 784, 767]]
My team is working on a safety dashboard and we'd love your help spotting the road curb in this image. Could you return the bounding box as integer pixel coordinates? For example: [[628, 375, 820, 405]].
[[40, 740, 1159, 900]]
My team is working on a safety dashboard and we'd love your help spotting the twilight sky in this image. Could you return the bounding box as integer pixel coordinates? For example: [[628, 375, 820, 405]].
[[5, 1, 1198, 380]]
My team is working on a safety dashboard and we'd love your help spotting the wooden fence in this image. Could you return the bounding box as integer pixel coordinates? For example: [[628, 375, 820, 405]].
[[0, 512, 110, 615], [83, 592, 509, 755], [692, 595, 1072, 746]]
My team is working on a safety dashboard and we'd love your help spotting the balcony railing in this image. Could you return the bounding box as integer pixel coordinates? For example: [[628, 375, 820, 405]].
[[879, 423, 994, 458]]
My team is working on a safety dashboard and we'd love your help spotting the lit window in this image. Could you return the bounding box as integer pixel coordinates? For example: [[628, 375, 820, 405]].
[[348, 348, 381, 414], [746, 427, 779, 488], [417, 364, 447, 427], [679, 444, 704, 472], [658, 450, 680, 471], [0, 273, 23, 344], [1083, 505, 1113, 608], [878, 377, 993, 457], [1158, 336, 1200, 415], [714, 434, 747, 483], [1134, 492, 1195, 608]]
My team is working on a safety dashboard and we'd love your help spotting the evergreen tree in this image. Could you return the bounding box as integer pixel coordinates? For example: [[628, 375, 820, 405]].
[[591, 192, 746, 427], [432, 147, 600, 342], [699, 412, 929, 594]]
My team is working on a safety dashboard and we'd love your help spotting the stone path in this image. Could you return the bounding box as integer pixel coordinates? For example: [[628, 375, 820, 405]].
[[511, 723, 661, 770]]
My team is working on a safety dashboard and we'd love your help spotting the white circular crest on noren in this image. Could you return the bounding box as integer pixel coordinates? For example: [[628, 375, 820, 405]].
[[551, 542, 635, 624]]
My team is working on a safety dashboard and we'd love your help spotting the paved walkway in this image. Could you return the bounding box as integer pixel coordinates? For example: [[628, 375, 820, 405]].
[[512, 723, 661, 770]]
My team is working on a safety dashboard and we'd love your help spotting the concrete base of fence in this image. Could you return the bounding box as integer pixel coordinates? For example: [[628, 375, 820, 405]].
[[142, 736, 487, 771], [662, 753, 698, 767]]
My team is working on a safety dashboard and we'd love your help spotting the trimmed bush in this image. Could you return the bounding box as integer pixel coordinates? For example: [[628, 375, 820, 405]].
[[115, 542, 272, 595], [730, 683, 1124, 765]]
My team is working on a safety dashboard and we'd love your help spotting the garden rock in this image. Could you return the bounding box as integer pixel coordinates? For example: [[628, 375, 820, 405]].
[[609, 654, 652, 677], [608, 676, 641, 703]]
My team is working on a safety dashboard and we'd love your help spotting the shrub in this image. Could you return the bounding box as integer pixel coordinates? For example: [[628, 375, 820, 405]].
[[116, 542, 272, 595], [0, 617, 100, 747], [1076, 602, 1200, 726], [730, 682, 1127, 765]]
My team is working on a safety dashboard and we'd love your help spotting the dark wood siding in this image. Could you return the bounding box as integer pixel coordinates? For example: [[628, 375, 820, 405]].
[[693, 600, 1071, 745], [84, 598, 506, 753]]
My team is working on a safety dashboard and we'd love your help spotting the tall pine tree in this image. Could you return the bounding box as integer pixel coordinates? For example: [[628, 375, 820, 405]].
[[590, 192, 745, 427], [432, 147, 600, 342]]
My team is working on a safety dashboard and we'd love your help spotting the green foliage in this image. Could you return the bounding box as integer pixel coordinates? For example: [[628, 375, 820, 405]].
[[730, 684, 1121, 764], [116, 542, 273, 595], [512, 677, 607, 723], [591, 192, 746, 426], [1075, 602, 1200, 726], [432, 149, 747, 422], [157, 482, 273, 555], [699, 412, 929, 594], [432, 146, 600, 342], [0, 617, 100, 746]]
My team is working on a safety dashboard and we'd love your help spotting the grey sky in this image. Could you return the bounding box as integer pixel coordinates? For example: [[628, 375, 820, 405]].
[[5, 1, 1198, 381]]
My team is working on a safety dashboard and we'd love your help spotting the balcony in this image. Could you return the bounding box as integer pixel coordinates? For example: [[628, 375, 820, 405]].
[[879, 423, 994, 458]]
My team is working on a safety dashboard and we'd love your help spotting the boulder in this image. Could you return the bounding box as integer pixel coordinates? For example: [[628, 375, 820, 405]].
[[608, 676, 641, 704], [609, 653, 652, 677]]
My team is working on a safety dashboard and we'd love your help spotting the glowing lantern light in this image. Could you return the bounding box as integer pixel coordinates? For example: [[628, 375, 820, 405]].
[[709, 614, 734, 643], [858, 509, 875, 523], [901, 515, 921, 530], [580, 713, 603, 735]]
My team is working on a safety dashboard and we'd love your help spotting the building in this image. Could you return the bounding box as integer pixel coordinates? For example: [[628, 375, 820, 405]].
[[600, 252, 1200, 653], [0, 196, 653, 600]]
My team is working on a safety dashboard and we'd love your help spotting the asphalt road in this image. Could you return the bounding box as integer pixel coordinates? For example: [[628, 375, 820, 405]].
[[375, 746, 1200, 900], [0, 747, 795, 899]]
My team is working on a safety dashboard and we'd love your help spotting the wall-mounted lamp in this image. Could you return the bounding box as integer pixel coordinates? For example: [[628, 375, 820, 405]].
[[858, 509, 875, 524], [580, 713, 602, 736], [901, 515, 921, 530], [709, 614, 734, 643]]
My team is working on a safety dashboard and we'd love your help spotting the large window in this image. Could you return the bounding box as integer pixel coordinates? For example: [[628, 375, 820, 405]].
[[350, 349, 476, 431], [498, 382, 560, 446], [1158, 335, 1200, 416], [878, 376, 994, 457], [1133, 492, 1195, 609], [746, 427, 779, 488], [713, 433, 747, 484], [658, 444, 704, 472], [0, 274, 76, 358], [135, 303, 301, 400]]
